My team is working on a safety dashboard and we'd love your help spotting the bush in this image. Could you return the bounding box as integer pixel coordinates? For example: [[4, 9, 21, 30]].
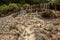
[[17, 4, 21, 7], [0, 5, 8, 13], [0, 3, 22, 14], [8, 3, 19, 11], [23, 4, 30, 8]]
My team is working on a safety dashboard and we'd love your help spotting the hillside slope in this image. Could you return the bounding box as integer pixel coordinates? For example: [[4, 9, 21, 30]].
[[0, 11, 60, 40]]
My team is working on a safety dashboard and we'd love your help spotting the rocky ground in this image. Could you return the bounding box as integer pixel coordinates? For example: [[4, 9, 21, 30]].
[[0, 10, 60, 40]]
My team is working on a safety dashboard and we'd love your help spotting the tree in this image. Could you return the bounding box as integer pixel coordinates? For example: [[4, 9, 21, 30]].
[[51, 0, 60, 10], [0, 0, 48, 4], [51, 0, 60, 4]]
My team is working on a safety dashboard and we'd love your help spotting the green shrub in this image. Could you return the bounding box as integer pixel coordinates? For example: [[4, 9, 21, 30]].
[[8, 3, 19, 10], [0, 5, 8, 13], [0, 3, 21, 14], [23, 4, 30, 8], [17, 4, 21, 7]]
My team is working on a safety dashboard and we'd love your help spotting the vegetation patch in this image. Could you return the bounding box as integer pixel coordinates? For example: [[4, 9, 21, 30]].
[[23, 4, 30, 9], [40, 10, 57, 19], [0, 3, 21, 17]]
